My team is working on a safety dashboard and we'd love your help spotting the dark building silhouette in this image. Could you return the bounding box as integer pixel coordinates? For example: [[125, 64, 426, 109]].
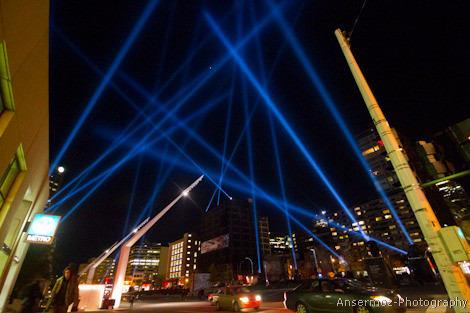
[[199, 198, 259, 279]]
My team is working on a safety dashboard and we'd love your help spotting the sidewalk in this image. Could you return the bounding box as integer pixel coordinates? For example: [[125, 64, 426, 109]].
[[399, 285, 456, 313]]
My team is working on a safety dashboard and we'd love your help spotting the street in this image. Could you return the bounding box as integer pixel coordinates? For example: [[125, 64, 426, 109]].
[[91, 287, 454, 313], [111, 300, 448, 313]]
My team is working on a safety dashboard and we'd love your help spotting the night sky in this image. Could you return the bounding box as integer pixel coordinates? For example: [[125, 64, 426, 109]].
[[48, 1, 470, 271]]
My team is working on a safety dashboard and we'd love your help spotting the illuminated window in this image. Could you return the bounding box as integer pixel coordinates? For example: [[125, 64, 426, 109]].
[[0, 153, 22, 208], [358, 221, 365, 225], [332, 232, 338, 236], [339, 236, 344, 239], [354, 207, 361, 211], [353, 227, 359, 231], [330, 228, 335, 231], [406, 221, 415, 225], [357, 241, 364, 246], [357, 212, 362, 216], [410, 232, 419, 236], [0, 42, 14, 116], [389, 225, 396, 229], [334, 213, 338, 216], [362, 145, 380, 156], [384, 215, 392, 219], [335, 246, 341, 250], [352, 222, 357, 226], [383, 210, 390, 214]]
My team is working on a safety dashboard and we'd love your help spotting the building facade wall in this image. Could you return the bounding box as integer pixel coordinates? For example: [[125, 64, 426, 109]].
[[199, 199, 258, 278], [166, 233, 199, 286], [0, 0, 49, 309]]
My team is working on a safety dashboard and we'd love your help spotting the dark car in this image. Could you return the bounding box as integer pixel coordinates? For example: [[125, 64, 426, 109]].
[[284, 278, 405, 313]]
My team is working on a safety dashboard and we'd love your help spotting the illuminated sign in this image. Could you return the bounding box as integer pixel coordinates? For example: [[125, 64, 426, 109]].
[[25, 214, 61, 244], [201, 234, 229, 254]]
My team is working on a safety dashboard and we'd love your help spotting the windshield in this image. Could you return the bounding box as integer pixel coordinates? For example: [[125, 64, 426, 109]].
[[337, 279, 368, 290], [233, 287, 251, 294]]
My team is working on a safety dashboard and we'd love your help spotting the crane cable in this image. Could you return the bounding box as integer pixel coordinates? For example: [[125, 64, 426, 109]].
[[348, 0, 368, 41]]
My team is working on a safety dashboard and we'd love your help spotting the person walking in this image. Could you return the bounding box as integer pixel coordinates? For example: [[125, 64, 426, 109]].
[[20, 279, 45, 313], [45, 265, 79, 313], [129, 295, 135, 309]]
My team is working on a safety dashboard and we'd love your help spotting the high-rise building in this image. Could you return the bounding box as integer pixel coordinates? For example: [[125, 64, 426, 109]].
[[166, 233, 199, 287], [126, 242, 168, 288], [258, 216, 270, 256], [269, 235, 293, 255], [45, 166, 65, 209], [433, 117, 470, 173], [78, 258, 116, 284], [0, 1, 50, 308], [199, 198, 258, 278], [356, 128, 401, 194]]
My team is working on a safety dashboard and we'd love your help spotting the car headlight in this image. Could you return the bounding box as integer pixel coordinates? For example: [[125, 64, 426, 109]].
[[255, 295, 261, 301], [371, 296, 392, 304], [240, 297, 249, 303], [397, 294, 404, 304]]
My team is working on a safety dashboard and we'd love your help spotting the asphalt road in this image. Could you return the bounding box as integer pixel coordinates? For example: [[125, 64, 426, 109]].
[[81, 286, 456, 313]]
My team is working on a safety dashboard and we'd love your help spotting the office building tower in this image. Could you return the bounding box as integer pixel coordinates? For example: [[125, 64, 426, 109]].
[[166, 233, 199, 286], [0, 1, 50, 308]]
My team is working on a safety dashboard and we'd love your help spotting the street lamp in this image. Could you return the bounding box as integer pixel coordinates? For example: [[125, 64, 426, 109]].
[[245, 257, 254, 276], [310, 249, 319, 274], [330, 255, 337, 274]]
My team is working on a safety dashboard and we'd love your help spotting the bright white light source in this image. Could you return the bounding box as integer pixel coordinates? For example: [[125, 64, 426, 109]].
[[321, 210, 326, 215], [183, 191, 189, 197], [230, 197, 233, 200], [58, 166, 65, 173], [133, 229, 138, 233]]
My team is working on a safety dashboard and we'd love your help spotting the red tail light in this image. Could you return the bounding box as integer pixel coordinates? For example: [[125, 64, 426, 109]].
[[284, 292, 287, 301]]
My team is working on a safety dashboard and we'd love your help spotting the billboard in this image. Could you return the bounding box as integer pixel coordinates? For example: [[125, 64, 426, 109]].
[[201, 234, 229, 254], [25, 214, 61, 244]]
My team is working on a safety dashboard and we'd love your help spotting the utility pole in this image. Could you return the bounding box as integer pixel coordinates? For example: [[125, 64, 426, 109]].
[[335, 29, 470, 312]]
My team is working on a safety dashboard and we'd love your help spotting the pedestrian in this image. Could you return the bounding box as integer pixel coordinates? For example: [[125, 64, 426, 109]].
[[45, 265, 79, 313], [19, 279, 45, 313], [129, 294, 135, 309]]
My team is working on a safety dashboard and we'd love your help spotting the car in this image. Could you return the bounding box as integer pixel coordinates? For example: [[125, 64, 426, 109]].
[[208, 288, 223, 305], [213, 286, 261, 311], [284, 278, 406, 313]]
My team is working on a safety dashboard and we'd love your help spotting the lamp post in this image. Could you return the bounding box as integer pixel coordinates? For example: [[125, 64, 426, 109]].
[[310, 249, 319, 274], [238, 260, 245, 278], [245, 257, 254, 276], [330, 255, 337, 274]]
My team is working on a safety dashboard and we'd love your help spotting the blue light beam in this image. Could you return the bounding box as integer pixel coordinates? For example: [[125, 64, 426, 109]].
[[269, 3, 413, 245], [49, 0, 160, 175], [204, 12, 369, 240]]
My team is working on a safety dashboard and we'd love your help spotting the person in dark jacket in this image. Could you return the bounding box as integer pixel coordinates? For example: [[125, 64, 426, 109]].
[[20, 279, 45, 313], [45, 266, 79, 313]]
